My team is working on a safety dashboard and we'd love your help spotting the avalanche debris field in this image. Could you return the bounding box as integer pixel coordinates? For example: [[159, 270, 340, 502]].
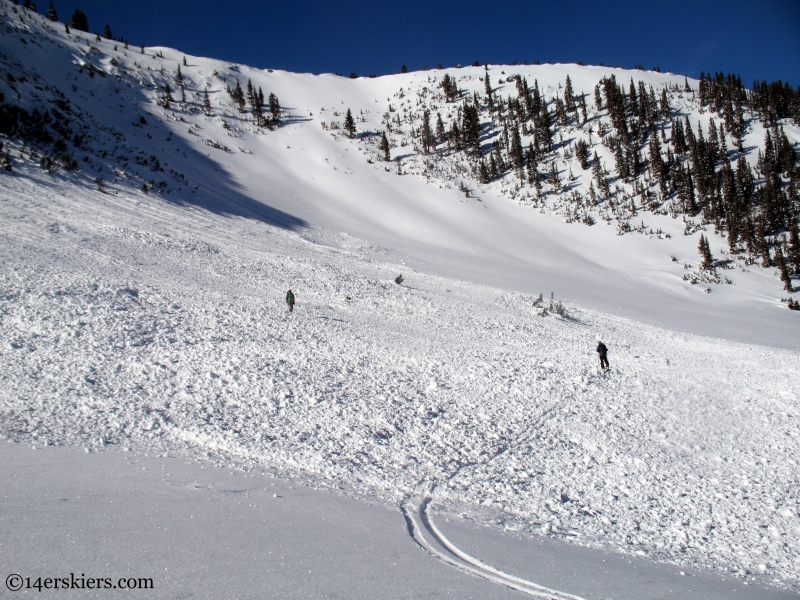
[[1, 175, 798, 591]]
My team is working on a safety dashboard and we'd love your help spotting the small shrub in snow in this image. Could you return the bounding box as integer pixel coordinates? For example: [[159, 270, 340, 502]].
[[395, 274, 404, 285], [548, 298, 568, 317], [533, 294, 568, 318]]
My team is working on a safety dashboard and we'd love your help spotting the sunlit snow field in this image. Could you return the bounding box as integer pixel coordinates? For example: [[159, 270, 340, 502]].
[[0, 4, 799, 595], [1, 172, 798, 591]]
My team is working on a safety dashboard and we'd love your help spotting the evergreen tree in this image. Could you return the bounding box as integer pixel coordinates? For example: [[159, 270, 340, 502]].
[[246, 79, 255, 107], [441, 74, 458, 103], [421, 110, 433, 153], [722, 164, 740, 248], [756, 217, 771, 267], [103, 23, 112, 39], [660, 88, 669, 118], [449, 121, 462, 151], [777, 247, 793, 292], [550, 161, 561, 190], [268, 93, 281, 125], [564, 76, 575, 116], [592, 152, 609, 197], [479, 159, 490, 183], [684, 116, 697, 153], [2, 150, 12, 172], [708, 119, 720, 163], [231, 81, 245, 112], [579, 94, 588, 124], [640, 81, 654, 127], [378, 131, 391, 161], [202, 87, 212, 115], [789, 219, 800, 274], [649, 134, 667, 198], [777, 126, 797, 175], [461, 101, 481, 158], [344, 108, 356, 138], [70, 8, 88, 32], [250, 85, 266, 127], [532, 166, 542, 196], [602, 75, 629, 138], [489, 153, 499, 180], [575, 139, 589, 170], [554, 97, 567, 127], [698, 234, 714, 270], [161, 84, 173, 109], [628, 78, 639, 118], [672, 118, 687, 154], [681, 167, 697, 215], [718, 126, 729, 161], [493, 145, 505, 174], [510, 125, 524, 181], [614, 142, 627, 179], [46, 1, 58, 21], [536, 99, 553, 152], [525, 143, 537, 184], [435, 113, 445, 145]]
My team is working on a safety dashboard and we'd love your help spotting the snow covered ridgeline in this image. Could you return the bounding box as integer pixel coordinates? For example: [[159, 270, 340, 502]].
[[0, 0, 799, 312], [326, 68, 800, 305], [1, 171, 800, 590]]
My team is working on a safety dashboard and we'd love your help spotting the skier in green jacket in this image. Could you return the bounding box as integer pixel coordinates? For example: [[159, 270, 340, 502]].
[[286, 289, 295, 312]]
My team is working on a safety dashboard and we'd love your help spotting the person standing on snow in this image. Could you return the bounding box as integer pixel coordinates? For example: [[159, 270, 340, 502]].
[[286, 289, 295, 312], [596, 338, 609, 371]]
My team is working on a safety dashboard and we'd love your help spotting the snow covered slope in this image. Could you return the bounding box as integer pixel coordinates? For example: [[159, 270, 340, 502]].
[[1, 2, 799, 593], [2, 164, 799, 590], [1, 1, 797, 348]]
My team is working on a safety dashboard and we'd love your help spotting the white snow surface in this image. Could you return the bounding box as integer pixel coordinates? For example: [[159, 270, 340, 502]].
[[3, 442, 796, 599], [1, 2, 799, 593]]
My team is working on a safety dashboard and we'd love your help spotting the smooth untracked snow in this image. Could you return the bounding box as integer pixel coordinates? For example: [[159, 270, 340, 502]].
[[2, 443, 796, 599], [0, 4, 799, 596]]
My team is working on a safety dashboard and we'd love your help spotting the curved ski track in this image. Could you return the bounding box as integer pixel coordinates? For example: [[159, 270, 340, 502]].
[[402, 497, 588, 599]]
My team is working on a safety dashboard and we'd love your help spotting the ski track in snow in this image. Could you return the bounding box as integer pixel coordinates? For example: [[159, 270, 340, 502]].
[[1, 4, 799, 594], [1, 172, 799, 592], [403, 496, 588, 599]]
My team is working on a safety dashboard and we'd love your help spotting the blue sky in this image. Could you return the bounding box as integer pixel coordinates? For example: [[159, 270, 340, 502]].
[[54, 0, 799, 85]]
